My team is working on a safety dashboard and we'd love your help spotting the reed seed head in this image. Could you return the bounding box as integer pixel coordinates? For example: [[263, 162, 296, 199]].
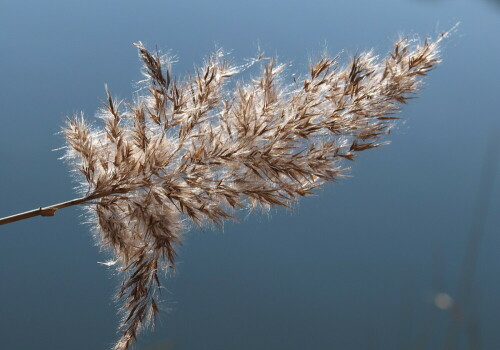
[[63, 31, 449, 350]]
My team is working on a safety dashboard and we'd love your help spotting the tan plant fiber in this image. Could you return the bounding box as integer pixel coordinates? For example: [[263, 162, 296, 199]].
[[59, 31, 448, 349]]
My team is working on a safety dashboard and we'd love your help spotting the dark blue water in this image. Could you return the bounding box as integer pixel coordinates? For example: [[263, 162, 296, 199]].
[[1, 1, 499, 349]]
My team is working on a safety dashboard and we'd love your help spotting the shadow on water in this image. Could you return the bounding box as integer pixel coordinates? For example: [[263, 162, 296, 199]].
[[487, 0, 500, 8], [414, 0, 500, 11], [368, 129, 499, 350], [443, 130, 499, 349]]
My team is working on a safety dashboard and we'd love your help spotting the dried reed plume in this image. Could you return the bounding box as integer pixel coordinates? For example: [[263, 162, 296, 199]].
[[0, 31, 449, 349]]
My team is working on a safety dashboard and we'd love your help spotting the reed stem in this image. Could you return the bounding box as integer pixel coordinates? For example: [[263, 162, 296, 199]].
[[0, 196, 92, 225]]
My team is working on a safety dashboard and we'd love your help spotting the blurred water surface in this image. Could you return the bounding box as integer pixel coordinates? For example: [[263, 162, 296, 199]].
[[0, 0, 499, 349]]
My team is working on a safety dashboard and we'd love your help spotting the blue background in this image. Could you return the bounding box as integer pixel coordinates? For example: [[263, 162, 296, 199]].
[[0, 0, 499, 349]]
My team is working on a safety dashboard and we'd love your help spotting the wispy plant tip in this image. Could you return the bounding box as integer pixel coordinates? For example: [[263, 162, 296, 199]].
[[61, 31, 448, 349]]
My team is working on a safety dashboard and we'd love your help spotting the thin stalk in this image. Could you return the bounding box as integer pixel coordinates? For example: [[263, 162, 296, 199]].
[[0, 186, 133, 226], [0, 196, 93, 225], [0, 187, 132, 226]]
